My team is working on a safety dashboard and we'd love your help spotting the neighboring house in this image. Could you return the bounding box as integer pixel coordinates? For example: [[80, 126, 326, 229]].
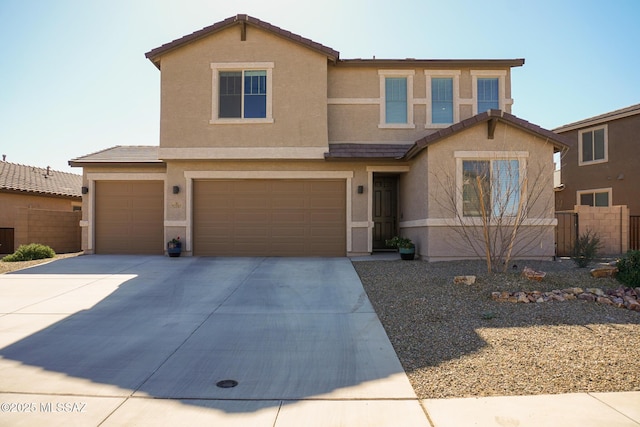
[[0, 160, 82, 254], [70, 14, 567, 260], [554, 103, 640, 216]]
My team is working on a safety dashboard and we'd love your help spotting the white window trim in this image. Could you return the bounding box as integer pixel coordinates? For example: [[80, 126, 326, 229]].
[[578, 124, 608, 166], [454, 151, 529, 218], [470, 70, 511, 115], [425, 70, 460, 128], [210, 62, 274, 124], [378, 70, 415, 129], [577, 187, 612, 207]]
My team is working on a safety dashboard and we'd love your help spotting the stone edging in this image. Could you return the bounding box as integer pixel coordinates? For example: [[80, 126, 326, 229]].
[[491, 287, 640, 311]]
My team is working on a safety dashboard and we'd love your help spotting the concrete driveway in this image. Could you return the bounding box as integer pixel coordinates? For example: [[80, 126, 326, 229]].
[[0, 256, 429, 426]]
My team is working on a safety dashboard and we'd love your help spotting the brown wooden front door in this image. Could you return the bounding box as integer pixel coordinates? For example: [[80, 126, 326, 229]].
[[372, 176, 398, 250]]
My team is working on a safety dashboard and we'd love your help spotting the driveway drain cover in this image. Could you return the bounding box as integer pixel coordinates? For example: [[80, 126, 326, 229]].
[[216, 379, 238, 388]]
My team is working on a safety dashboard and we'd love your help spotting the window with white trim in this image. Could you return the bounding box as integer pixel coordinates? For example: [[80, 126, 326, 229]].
[[578, 188, 611, 207], [460, 158, 523, 217], [477, 78, 499, 113], [378, 70, 414, 128], [471, 70, 508, 115], [425, 70, 460, 128], [578, 125, 607, 165], [210, 62, 274, 124]]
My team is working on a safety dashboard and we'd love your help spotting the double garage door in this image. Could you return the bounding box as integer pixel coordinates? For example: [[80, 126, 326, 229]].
[[95, 179, 346, 257], [193, 179, 346, 257]]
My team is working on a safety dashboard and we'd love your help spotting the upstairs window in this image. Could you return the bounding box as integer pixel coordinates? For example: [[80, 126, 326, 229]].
[[477, 78, 499, 113], [462, 159, 521, 217], [210, 62, 273, 124], [385, 77, 407, 123], [431, 78, 453, 124], [579, 125, 607, 165], [378, 70, 414, 128], [219, 70, 267, 118]]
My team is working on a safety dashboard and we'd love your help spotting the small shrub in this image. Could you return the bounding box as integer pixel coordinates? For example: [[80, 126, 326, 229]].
[[2, 244, 56, 262], [571, 229, 602, 268], [617, 250, 640, 286]]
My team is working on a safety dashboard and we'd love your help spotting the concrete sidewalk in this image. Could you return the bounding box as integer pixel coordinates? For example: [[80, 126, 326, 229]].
[[0, 255, 638, 426]]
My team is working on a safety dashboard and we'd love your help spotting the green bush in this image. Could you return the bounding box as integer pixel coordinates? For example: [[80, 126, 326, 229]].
[[571, 229, 602, 268], [2, 244, 56, 262], [617, 250, 640, 286]]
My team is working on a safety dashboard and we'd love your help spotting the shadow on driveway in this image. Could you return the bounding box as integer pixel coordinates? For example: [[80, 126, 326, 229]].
[[0, 256, 414, 414]]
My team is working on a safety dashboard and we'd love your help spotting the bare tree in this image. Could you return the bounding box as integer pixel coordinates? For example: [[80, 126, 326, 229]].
[[430, 141, 558, 273]]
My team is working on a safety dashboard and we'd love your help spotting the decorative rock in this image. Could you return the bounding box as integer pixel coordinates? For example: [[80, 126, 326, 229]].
[[597, 296, 613, 305], [454, 275, 476, 285], [490, 286, 639, 312], [586, 288, 605, 297], [522, 266, 546, 281], [563, 287, 584, 295], [590, 266, 618, 278], [578, 293, 597, 302]]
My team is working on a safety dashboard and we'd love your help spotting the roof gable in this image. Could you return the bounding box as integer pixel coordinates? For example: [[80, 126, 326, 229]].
[[404, 110, 569, 160], [145, 14, 339, 69], [0, 161, 82, 198]]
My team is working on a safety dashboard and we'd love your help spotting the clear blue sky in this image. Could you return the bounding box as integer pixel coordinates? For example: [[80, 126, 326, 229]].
[[1, 0, 639, 172]]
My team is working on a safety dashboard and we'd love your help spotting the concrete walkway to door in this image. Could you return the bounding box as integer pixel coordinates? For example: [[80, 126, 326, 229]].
[[0, 256, 429, 426]]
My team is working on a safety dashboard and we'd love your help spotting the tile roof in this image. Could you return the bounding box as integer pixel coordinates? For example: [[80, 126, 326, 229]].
[[0, 161, 82, 198], [553, 103, 640, 133], [404, 110, 570, 160], [69, 146, 162, 165], [145, 14, 340, 68], [336, 58, 525, 68], [325, 143, 414, 160]]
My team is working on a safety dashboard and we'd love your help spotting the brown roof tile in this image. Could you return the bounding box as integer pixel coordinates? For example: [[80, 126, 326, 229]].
[[145, 14, 339, 68], [325, 143, 413, 160], [405, 110, 569, 159], [0, 161, 82, 198], [69, 146, 162, 165]]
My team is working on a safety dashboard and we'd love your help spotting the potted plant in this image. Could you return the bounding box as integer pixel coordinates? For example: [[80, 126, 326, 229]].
[[167, 237, 182, 257], [385, 236, 415, 260]]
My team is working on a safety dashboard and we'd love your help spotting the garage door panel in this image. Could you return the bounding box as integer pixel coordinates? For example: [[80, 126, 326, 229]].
[[194, 179, 345, 256], [95, 181, 164, 255]]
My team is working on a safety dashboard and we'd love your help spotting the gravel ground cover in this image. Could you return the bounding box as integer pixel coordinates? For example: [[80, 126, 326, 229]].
[[352, 258, 640, 399]]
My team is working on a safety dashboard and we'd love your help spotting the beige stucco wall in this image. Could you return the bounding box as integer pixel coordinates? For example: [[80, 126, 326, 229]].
[[327, 66, 514, 144], [399, 122, 557, 261], [78, 160, 410, 256], [157, 25, 329, 152]]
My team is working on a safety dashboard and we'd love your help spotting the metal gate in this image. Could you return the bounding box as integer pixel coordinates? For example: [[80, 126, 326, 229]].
[[555, 212, 578, 257], [631, 216, 640, 251]]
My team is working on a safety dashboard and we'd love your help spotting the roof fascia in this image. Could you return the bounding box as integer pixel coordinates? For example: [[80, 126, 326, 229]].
[[145, 15, 339, 69], [553, 106, 640, 133], [335, 58, 525, 68]]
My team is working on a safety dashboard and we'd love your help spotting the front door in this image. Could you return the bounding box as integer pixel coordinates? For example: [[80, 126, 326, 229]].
[[372, 176, 398, 250]]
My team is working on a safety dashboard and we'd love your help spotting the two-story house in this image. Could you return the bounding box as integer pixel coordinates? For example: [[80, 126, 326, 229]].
[[70, 14, 567, 260], [554, 103, 640, 216]]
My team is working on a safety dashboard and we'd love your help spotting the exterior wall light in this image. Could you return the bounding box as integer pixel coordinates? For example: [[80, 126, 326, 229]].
[[357, 185, 364, 194], [81, 186, 89, 194], [173, 185, 180, 194]]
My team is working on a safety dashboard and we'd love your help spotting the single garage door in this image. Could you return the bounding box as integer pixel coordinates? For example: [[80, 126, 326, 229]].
[[193, 180, 346, 256], [95, 181, 164, 254]]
